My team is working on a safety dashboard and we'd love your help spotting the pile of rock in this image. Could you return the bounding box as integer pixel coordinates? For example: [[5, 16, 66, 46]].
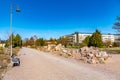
[[38, 44, 110, 64], [47, 44, 56, 52], [45, 44, 63, 52], [72, 46, 109, 64]]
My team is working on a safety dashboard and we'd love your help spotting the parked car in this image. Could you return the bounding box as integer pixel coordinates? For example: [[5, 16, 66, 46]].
[[11, 56, 20, 66]]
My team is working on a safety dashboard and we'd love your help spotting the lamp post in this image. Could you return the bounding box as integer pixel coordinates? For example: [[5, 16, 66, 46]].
[[10, 3, 20, 62]]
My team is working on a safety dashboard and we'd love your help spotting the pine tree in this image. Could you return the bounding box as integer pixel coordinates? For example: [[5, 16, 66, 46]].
[[14, 34, 22, 47], [36, 38, 45, 46], [89, 30, 103, 47], [83, 36, 91, 46]]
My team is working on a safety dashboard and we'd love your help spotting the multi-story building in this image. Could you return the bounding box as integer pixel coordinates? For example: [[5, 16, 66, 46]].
[[63, 32, 117, 46], [102, 34, 114, 42]]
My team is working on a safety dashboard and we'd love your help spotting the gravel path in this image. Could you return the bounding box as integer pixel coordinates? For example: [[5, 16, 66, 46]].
[[3, 47, 120, 80]]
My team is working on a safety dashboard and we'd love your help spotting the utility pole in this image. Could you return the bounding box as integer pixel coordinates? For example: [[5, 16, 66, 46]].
[[10, 3, 21, 63]]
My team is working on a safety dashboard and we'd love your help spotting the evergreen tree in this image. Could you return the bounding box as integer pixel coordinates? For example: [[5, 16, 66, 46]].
[[5, 33, 22, 48], [89, 30, 103, 47], [14, 34, 22, 47], [36, 38, 45, 46], [83, 36, 91, 46]]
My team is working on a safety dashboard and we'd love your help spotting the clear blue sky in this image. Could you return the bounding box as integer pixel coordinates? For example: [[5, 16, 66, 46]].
[[0, 0, 120, 40]]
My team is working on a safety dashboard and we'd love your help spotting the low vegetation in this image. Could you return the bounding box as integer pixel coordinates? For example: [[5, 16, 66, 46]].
[[67, 46, 80, 49], [0, 47, 20, 79], [99, 47, 120, 54], [5, 34, 22, 48], [0, 54, 10, 79]]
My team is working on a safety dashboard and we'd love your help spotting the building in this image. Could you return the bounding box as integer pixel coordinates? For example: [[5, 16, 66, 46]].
[[102, 34, 114, 42], [0, 43, 5, 48], [63, 32, 116, 46]]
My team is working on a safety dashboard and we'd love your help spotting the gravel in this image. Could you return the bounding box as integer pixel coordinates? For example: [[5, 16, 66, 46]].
[[3, 47, 120, 80]]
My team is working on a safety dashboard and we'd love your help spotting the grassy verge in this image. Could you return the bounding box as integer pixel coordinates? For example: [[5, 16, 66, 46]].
[[99, 47, 120, 54], [0, 54, 9, 79], [0, 47, 21, 79], [12, 47, 21, 56], [107, 49, 120, 53]]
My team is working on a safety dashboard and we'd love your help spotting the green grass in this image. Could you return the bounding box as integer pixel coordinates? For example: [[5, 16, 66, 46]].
[[67, 46, 80, 49], [107, 49, 120, 53], [99, 47, 120, 54]]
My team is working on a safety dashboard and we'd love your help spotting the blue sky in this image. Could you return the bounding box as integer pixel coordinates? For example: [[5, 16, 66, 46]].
[[0, 0, 120, 40]]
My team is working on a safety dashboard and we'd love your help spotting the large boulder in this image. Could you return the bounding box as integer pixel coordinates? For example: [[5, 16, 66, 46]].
[[47, 44, 56, 52], [55, 44, 62, 51]]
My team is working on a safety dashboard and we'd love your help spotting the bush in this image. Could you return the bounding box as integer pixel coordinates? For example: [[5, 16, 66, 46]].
[[113, 42, 120, 47], [79, 43, 87, 48]]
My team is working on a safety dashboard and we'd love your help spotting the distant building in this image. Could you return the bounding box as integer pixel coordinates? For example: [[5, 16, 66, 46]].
[[0, 43, 5, 48], [102, 34, 114, 42], [63, 32, 117, 46]]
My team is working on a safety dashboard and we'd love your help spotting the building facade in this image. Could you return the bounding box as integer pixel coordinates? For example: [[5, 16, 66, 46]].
[[0, 43, 5, 48], [63, 32, 117, 46], [102, 34, 114, 42]]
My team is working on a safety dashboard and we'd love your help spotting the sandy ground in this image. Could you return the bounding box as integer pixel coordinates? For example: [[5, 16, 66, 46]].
[[91, 54, 120, 76], [3, 47, 120, 80]]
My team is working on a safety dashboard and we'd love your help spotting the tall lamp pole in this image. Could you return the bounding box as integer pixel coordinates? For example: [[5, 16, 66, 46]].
[[10, 3, 20, 62]]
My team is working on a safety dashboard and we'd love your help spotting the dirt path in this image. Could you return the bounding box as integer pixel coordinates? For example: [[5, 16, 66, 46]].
[[91, 54, 120, 76], [3, 47, 120, 80]]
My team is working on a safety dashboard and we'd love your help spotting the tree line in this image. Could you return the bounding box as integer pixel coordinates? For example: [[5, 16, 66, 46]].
[[4, 16, 120, 48], [22, 36, 70, 48], [4, 30, 117, 48], [5, 34, 22, 48]]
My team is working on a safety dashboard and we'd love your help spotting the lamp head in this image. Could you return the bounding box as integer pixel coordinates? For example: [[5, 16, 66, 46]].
[[16, 9, 21, 12]]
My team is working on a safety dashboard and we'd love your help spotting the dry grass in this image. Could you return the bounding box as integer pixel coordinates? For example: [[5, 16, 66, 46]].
[[0, 54, 9, 79], [12, 47, 21, 56], [0, 69, 4, 80], [0, 47, 20, 79]]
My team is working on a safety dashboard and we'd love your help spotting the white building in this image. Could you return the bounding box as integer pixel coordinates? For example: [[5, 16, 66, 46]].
[[102, 34, 114, 42], [63, 32, 115, 46]]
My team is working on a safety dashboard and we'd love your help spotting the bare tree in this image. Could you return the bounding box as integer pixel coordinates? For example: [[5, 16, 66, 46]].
[[113, 16, 120, 32], [113, 16, 120, 47]]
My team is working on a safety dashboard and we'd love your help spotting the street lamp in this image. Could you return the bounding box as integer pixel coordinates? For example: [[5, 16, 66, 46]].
[[10, 3, 20, 62]]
